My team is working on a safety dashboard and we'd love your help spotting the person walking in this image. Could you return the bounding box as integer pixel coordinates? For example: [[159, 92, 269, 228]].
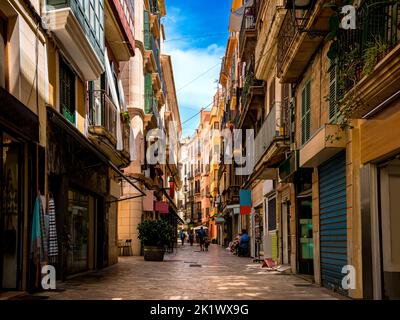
[[238, 229, 250, 257], [180, 230, 186, 246], [198, 227, 206, 252], [189, 232, 194, 246]]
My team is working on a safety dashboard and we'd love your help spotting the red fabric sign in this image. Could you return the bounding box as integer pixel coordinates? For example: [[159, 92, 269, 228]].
[[155, 201, 169, 214], [240, 206, 251, 215]]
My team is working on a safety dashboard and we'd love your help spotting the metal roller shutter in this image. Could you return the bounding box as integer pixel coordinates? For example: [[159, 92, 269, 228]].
[[319, 151, 347, 293]]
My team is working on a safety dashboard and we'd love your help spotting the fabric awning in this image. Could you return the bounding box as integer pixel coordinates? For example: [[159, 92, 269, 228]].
[[0, 87, 39, 142], [47, 106, 145, 197]]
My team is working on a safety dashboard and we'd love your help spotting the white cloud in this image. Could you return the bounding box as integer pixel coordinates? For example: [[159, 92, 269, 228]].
[[163, 7, 225, 112], [165, 44, 224, 110]]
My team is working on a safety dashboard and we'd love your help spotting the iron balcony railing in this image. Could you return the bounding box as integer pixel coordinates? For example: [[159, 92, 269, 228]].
[[254, 101, 289, 165], [239, 1, 257, 49], [337, 0, 400, 90], [241, 71, 263, 111], [277, 1, 316, 75], [89, 90, 118, 140], [150, 0, 159, 14]]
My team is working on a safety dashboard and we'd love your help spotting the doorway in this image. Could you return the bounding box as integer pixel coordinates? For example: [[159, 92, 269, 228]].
[[379, 160, 400, 299], [0, 132, 23, 290], [281, 201, 291, 265], [297, 195, 313, 275]]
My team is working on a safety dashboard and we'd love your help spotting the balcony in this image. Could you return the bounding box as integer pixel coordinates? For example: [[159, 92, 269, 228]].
[[239, 2, 257, 58], [225, 186, 240, 205], [144, 30, 157, 72], [253, 102, 289, 179], [255, 0, 286, 80], [336, 1, 400, 118], [299, 124, 346, 168], [88, 90, 130, 166], [277, 1, 332, 82], [278, 150, 299, 183], [46, 0, 105, 80], [238, 71, 264, 128], [105, 0, 135, 61]]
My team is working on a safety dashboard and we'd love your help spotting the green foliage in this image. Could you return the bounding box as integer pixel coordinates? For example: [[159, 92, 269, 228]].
[[137, 219, 174, 247], [362, 38, 388, 76], [121, 111, 130, 122]]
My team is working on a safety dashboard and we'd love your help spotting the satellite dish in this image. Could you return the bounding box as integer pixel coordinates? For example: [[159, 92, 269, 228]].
[[186, 218, 191, 224]]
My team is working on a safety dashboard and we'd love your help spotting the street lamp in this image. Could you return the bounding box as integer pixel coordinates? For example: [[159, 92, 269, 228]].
[[285, 0, 313, 9]]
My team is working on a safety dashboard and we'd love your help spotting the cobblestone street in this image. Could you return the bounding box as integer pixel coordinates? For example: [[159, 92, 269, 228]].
[[33, 244, 342, 300]]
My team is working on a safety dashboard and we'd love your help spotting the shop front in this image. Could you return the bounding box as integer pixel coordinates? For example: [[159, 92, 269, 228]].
[[360, 95, 400, 299], [295, 169, 314, 276], [0, 87, 40, 292], [47, 107, 129, 279]]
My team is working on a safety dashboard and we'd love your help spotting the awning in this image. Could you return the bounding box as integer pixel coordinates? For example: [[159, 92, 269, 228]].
[[47, 106, 145, 198], [0, 87, 39, 142]]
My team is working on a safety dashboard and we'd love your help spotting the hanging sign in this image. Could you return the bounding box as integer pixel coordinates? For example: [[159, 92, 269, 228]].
[[240, 189, 252, 215], [155, 201, 169, 215]]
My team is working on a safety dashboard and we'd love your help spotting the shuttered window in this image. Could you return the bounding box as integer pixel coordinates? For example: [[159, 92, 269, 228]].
[[329, 64, 344, 121], [301, 81, 311, 145], [59, 58, 76, 124], [144, 73, 153, 114], [143, 10, 151, 50]]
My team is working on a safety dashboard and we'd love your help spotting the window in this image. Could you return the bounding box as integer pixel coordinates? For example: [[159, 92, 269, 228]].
[[59, 58, 76, 124], [267, 197, 277, 231], [301, 81, 311, 145], [328, 64, 343, 121]]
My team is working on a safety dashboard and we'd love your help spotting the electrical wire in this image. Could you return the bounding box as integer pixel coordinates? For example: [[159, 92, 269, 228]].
[[177, 60, 223, 92], [181, 101, 214, 126]]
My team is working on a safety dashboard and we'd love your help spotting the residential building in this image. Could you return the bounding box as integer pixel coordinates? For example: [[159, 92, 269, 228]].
[[0, 0, 47, 292], [118, 0, 182, 256], [46, 0, 135, 279]]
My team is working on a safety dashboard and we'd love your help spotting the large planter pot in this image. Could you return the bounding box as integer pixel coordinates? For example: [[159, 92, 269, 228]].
[[144, 246, 165, 261]]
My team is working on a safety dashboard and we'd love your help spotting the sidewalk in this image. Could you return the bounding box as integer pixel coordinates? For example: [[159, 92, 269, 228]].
[[29, 244, 342, 300]]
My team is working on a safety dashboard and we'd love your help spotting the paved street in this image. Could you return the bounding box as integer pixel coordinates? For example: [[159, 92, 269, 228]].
[[32, 244, 342, 300]]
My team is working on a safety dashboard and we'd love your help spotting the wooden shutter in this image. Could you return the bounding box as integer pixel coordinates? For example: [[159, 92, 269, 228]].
[[301, 81, 311, 145], [329, 65, 338, 120]]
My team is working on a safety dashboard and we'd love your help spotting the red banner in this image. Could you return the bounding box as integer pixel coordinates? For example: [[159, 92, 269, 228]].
[[155, 201, 169, 214]]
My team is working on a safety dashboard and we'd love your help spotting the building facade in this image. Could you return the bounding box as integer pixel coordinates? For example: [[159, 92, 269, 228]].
[[214, 0, 400, 300]]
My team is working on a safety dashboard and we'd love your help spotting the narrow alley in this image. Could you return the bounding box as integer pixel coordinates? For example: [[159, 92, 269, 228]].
[[31, 244, 341, 300]]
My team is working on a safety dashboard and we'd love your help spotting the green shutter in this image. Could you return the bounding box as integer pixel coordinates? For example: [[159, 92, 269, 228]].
[[301, 81, 311, 145], [145, 73, 153, 114], [144, 10, 151, 50]]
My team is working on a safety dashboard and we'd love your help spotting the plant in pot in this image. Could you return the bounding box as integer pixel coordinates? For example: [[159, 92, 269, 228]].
[[137, 219, 174, 261]]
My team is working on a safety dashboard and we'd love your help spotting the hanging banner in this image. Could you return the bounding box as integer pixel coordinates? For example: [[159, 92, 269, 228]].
[[240, 189, 252, 215], [169, 181, 175, 199], [143, 190, 154, 212], [155, 201, 169, 214]]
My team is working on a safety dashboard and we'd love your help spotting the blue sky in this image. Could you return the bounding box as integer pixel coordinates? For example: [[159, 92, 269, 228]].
[[163, 0, 231, 138]]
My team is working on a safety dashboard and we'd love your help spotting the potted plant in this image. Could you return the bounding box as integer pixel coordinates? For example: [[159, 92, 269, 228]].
[[137, 219, 174, 261]]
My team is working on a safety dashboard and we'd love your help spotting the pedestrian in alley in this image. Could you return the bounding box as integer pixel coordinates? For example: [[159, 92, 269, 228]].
[[238, 229, 250, 257], [198, 227, 206, 252], [180, 230, 186, 246], [189, 231, 194, 246]]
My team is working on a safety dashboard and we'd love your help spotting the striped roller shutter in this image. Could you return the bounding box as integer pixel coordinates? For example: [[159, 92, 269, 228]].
[[319, 151, 347, 293]]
